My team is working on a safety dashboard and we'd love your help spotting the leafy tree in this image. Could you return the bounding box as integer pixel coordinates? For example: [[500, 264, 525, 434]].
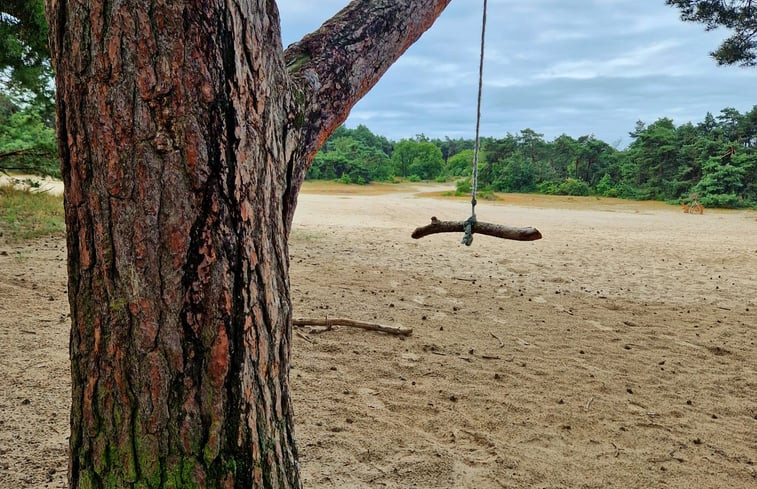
[[407, 141, 444, 180], [0, 0, 56, 177], [447, 148, 475, 177], [307, 104, 757, 207], [626, 117, 680, 198], [574, 135, 614, 186], [736, 148, 757, 198], [492, 154, 538, 192], [742, 105, 757, 146], [518, 128, 546, 166], [698, 111, 719, 135], [480, 133, 518, 186], [0, 92, 57, 176], [692, 155, 747, 206], [557, 177, 590, 196], [331, 136, 391, 182], [320, 104, 757, 206], [675, 134, 715, 191], [629, 119, 647, 139], [311, 128, 393, 182], [717, 106, 744, 142], [0, 0, 53, 118], [391, 139, 444, 179], [390, 139, 416, 178], [549, 134, 580, 180], [308, 150, 349, 180], [350, 124, 393, 156], [667, 0, 757, 66], [595, 173, 617, 197], [439, 136, 475, 162]]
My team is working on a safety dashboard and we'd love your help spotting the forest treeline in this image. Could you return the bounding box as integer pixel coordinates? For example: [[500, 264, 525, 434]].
[[2, 1, 755, 208], [2, 90, 755, 209], [309, 107, 757, 208]]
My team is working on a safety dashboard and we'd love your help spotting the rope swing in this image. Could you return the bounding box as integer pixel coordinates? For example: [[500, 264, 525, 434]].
[[411, 0, 542, 245], [463, 0, 488, 246]]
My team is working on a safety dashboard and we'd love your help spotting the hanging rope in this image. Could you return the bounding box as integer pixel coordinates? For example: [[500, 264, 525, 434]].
[[410, 0, 541, 246], [463, 0, 488, 246]]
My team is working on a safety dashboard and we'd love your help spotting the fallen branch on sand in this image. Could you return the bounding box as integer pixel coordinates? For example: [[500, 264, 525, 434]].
[[293, 317, 412, 336], [295, 330, 314, 343], [411, 216, 542, 241], [489, 332, 505, 348]]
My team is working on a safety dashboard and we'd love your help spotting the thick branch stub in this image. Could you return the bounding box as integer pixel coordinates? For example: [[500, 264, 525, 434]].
[[284, 0, 452, 163], [411, 217, 542, 241]]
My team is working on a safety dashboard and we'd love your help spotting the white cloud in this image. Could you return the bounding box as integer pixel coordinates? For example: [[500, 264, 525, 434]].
[[348, 110, 409, 122], [535, 40, 688, 80]]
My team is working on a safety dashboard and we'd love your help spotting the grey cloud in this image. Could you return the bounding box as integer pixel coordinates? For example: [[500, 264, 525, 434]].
[[278, 1, 756, 143]]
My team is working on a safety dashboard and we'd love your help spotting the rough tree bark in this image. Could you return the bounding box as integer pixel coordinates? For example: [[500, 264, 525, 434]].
[[46, 0, 451, 487]]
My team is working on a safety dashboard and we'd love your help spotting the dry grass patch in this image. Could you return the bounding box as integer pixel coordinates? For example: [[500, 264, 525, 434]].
[[0, 186, 65, 241], [301, 180, 412, 196]]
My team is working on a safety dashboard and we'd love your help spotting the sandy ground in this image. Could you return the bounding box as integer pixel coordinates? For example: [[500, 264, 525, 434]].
[[0, 175, 65, 196], [1, 182, 755, 488]]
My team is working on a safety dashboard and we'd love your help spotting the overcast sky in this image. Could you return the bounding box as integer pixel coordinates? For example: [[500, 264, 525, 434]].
[[279, 1, 756, 147]]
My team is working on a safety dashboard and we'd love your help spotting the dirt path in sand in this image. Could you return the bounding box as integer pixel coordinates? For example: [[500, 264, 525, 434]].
[[1, 183, 755, 488]]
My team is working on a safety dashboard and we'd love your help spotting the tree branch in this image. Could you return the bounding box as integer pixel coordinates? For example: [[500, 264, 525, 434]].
[[411, 216, 543, 241], [284, 0, 452, 164], [293, 317, 412, 336], [0, 148, 51, 160]]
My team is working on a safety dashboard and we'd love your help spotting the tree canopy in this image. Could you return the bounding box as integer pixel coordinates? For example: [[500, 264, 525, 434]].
[[0, 0, 56, 176], [667, 0, 757, 66], [0, 0, 52, 106], [0, 91, 57, 176]]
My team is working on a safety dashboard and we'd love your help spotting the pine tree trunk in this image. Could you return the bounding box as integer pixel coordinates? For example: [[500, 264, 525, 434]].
[[46, 0, 451, 487], [49, 1, 302, 486]]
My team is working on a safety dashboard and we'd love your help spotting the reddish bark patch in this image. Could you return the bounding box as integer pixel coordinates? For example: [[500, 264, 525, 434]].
[[208, 325, 230, 388]]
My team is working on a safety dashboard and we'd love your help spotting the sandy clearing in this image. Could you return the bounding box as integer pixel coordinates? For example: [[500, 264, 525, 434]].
[[1, 183, 755, 488], [0, 175, 65, 196]]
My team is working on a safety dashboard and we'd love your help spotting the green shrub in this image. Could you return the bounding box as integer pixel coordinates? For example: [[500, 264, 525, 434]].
[[615, 183, 647, 200], [408, 174, 421, 182], [455, 178, 471, 194], [698, 193, 745, 208], [595, 174, 616, 197], [538, 181, 559, 195], [557, 178, 590, 196], [338, 173, 352, 184], [478, 189, 498, 201]]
